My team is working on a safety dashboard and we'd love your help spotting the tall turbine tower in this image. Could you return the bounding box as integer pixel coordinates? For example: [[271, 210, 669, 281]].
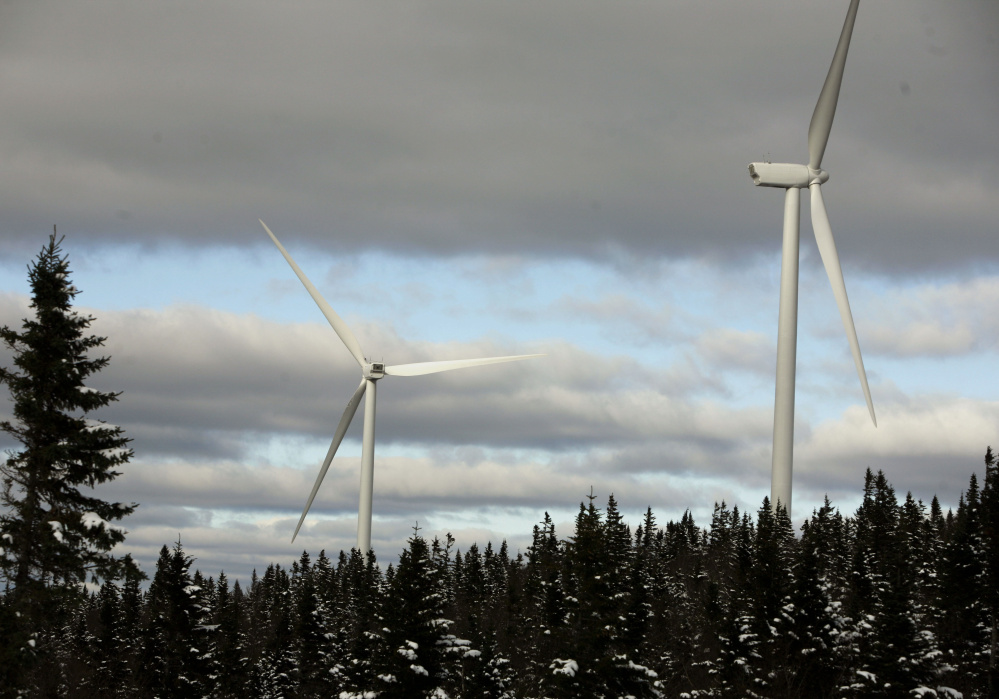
[[747, 0, 876, 516], [260, 221, 542, 553]]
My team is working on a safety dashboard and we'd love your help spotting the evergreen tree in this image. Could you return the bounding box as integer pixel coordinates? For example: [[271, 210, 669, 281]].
[[939, 473, 988, 690], [982, 446, 999, 695], [370, 530, 452, 698], [845, 471, 944, 696], [141, 541, 210, 698], [747, 499, 795, 696], [292, 551, 334, 696], [659, 510, 704, 694], [89, 580, 133, 697], [0, 231, 139, 690], [332, 548, 383, 693], [516, 512, 566, 691], [211, 574, 251, 698], [555, 492, 607, 696], [117, 554, 145, 695], [792, 498, 850, 696], [247, 563, 298, 698]]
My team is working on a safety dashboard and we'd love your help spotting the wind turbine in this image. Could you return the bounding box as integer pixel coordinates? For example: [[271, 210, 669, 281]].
[[259, 220, 542, 553], [747, 0, 875, 516]]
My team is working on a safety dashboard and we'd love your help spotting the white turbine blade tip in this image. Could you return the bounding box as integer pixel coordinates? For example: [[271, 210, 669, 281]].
[[384, 353, 544, 377], [807, 0, 860, 169], [810, 185, 875, 427], [258, 220, 366, 366], [289, 379, 366, 542]]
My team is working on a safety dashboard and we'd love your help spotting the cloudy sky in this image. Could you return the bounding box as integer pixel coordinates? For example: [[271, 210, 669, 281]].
[[1, 0, 997, 582]]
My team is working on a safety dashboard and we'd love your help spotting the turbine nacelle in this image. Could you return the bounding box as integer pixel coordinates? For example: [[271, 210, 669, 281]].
[[748, 162, 829, 189], [363, 362, 385, 380]]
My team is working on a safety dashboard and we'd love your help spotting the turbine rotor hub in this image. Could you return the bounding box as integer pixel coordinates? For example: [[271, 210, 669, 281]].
[[808, 167, 830, 186]]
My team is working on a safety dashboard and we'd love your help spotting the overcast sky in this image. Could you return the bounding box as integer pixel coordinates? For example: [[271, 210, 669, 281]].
[[1, 0, 997, 583]]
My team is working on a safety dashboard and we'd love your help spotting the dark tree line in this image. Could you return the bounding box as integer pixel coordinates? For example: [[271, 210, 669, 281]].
[[3, 460, 996, 698]]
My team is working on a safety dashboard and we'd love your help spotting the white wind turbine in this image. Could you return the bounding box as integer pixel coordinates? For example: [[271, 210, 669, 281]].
[[747, 0, 875, 516], [260, 220, 542, 552]]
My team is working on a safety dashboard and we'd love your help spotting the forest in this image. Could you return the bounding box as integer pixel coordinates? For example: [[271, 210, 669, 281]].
[[1, 464, 997, 698], [2, 239, 998, 698]]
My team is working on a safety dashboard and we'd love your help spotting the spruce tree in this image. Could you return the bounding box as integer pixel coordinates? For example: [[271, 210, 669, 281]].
[[141, 541, 210, 699], [371, 530, 451, 698], [749, 498, 796, 695], [939, 473, 988, 688], [292, 551, 333, 696], [212, 573, 250, 698], [982, 446, 999, 695], [792, 498, 850, 696], [0, 231, 138, 689], [515, 512, 566, 690], [0, 233, 136, 589]]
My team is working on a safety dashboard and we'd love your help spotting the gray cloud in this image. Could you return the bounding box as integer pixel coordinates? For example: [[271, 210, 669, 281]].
[[860, 276, 999, 357], [102, 381, 996, 582], [695, 328, 775, 376], [552, 293, 676, 346], [0, 1, 995, 272], [1, 294, 776, 459]]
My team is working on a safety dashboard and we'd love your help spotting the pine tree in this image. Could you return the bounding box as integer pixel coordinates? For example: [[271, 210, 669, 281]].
[[939, 473, 988, 690], [292, 551, 333, 696], [0, 231, 139, 690], [845, 471, 941, 696], [370, 530, 452, 698], [547, 492, 607, 697], [90, 580, 131, 697], [332, 548, 383, 693], [982, 446, 999, 695], [141, 541, 210, 698], [514, 514, 557, 685], [117, 554, 145, 694], [211, 574, 250, 698], [749, 498, 796, 696], [791, 497, 849, 696], [247, 563, 299, 698], [660, 510, 704, 693]]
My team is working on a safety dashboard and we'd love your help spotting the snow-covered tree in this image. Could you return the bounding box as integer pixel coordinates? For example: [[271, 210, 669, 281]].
[[247, 563, 299, 698], [209, 572, 250, 698], [370, 531, 453, 698], [0, 232, 139, 690], [981, 446, 999, 695], [516, 511, 567, 691], [141, 541, 211, 698], [938, 473, 988, 687], [791, 498, 850, 695], [842, 471, 945, 696], [291, 551, 334, 696]]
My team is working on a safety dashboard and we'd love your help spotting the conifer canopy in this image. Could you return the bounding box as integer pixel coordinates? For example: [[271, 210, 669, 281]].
[[0, 231, 138, 611]]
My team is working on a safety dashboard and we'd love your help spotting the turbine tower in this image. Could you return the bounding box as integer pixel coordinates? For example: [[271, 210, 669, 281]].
[[747, 0, 875, 516], [260, 220, 542, 553]]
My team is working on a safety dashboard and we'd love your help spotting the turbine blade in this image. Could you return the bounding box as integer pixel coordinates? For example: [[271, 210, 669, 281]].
[[809, 185, 876, 426], [291, 379, 367, 542], [384, 354, 544, 377], [807, 0, 860, 170], [260, 220, 366, 367]]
